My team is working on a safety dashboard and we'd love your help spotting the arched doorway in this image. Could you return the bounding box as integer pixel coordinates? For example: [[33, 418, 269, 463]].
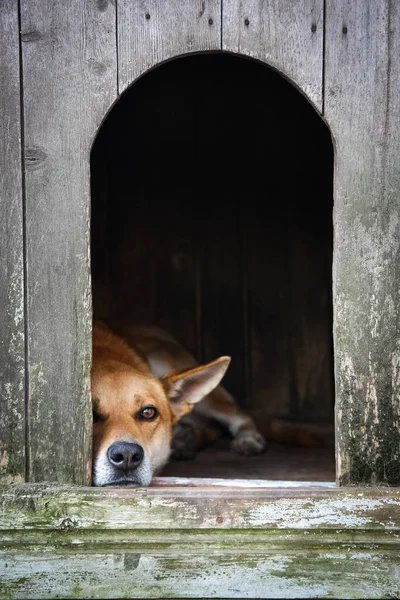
[[91, 53, 334, 481]]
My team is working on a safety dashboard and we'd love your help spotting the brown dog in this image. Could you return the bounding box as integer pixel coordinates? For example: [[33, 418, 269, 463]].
[[91, 322, 266, 486]]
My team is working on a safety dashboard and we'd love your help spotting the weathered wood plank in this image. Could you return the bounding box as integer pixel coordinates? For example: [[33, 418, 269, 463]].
[[1, 483, 399, 530], [20, 0, 117, 483], [201, 212, 246, 400], [152, 476, 335, 488], [223, 0, 324, 111], [90, 143, 113, 321], [117, 0, 222, 93], [237, 69, 334, 424], [247, 206, 293, 417], [0, 0, 25, 483], [325, 0, 400, 484], [155, 214, 199, 356], [91, 81, 159, 325], [1, 484, 400, 598], [1, 543, 399, 599]]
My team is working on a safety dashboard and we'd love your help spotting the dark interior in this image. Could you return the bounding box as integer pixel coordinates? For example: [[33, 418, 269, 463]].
[[91, 53, 335, 481]]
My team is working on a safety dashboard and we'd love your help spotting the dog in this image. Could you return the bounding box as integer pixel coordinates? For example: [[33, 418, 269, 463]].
[[91, 322, 266, 486]]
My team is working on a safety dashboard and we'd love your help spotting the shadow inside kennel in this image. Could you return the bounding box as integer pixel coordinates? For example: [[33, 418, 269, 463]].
[[91, 53, 335, 481]]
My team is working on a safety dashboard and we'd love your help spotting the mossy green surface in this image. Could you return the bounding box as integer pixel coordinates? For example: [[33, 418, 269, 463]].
[[1, 485, 400, 598]]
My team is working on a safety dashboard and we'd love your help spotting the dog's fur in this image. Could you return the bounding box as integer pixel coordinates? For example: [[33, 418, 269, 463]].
[[91, 322, 266, 486]]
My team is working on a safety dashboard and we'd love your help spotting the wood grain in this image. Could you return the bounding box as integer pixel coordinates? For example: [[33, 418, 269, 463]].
[[1, 540, 398, 599], [154, 215, 199, 356], [117, 0, 222, 93], [20, 0, 117, 483], [223, 0, 324, 111], [1, 484, 400, 597], [325, 0, 400, 485], [1, 482, 399, 529], [0, 0, 25, 483], [201, 213, 246, 402]]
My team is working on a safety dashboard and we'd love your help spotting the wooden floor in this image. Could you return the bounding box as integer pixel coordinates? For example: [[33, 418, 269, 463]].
[[161, 437, 336, 482]]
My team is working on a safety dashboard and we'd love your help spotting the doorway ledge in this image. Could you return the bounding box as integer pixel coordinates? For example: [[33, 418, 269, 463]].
[[1, 481, 400, 598]]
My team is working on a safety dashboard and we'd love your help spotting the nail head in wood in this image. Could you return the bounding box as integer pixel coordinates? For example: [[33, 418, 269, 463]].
[[145, 13, 150, 20], [244, 18, 250, 27], [21, 30, 42, 42], [24, 147, 47, 169], [97, 0, 108, 12]]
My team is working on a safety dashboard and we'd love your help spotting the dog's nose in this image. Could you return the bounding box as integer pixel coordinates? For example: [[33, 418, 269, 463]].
[[107, 442, 144, 471]]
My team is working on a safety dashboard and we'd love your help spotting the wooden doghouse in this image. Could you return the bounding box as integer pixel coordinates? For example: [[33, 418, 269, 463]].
[[1, 1, 399, 597]]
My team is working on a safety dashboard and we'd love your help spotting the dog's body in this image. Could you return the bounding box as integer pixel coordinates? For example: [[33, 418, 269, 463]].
[[91, 322, 266, 486]]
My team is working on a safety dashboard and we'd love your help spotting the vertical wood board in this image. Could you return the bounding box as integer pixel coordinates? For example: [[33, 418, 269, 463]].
[[247, 208, 292, 418], [20, 0, 118, 483], [223, 0, 324, 112], [325, 0, 400, 484], [0, 0, 25, 483], [154, 214, 199, 357], [201, 213, 246, 404], [117, 0, 222, 93]]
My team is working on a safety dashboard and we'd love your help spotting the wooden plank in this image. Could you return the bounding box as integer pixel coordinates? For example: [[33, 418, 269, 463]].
[[154, 212, 199, 356], [153, 477, 335, 488], [20, 0, 117, 483], [0, 0, 25, 483], [112, 213, 159, 324], [0, 483, 399, 530], [117, 0, 222, 93], [1, 542, 399, 599], [237, 61, 334, 423], [90, 142, 113, 321], [246, 207, 290, 415], [325, 0, 400, 484], [1, 484, 400, 598], [280, 140, 334, 422], [247, 206, 292, 418], [223, 0, 324, 112], [285, 224, 335, 422], [201, 212, 246, 403], [91, 80, 159, 325]]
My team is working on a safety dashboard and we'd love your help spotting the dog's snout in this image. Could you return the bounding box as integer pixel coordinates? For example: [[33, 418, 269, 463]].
[[107, 442, 144, 471]]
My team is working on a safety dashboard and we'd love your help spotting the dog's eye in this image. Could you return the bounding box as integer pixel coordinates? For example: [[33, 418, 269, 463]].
[[138, 406, 158, 421]]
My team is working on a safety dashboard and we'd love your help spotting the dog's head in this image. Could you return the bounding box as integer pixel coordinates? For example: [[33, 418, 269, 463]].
[[91, 326, 230, 487]]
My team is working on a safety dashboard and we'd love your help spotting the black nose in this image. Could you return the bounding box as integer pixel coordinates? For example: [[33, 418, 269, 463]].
[[107, 442, 144, 471]]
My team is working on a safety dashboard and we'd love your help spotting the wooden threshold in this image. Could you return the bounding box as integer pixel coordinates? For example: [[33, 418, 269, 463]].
[[1, 482, 399, 598], [153, 476, 335, 488]]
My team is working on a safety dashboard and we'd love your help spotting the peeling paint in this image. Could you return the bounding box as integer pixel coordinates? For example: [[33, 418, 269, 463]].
[[247, 496, 400, 529], [1, 484, 400, 597], [152, 477, 336, 489], [391, 340, 400, 430]]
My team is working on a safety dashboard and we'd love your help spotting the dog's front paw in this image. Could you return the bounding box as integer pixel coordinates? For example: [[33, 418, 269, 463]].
[[171, 422, 198, 460], [231, 429, 267, 456]]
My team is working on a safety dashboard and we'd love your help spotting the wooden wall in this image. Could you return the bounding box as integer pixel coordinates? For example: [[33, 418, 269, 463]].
[[1, 0, 399, 486], [325, 0, 400, 485], [0, 0, 25, 483]]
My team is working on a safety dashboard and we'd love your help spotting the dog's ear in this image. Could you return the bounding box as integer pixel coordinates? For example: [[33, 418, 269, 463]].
[[161, 356, 231, 421]]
